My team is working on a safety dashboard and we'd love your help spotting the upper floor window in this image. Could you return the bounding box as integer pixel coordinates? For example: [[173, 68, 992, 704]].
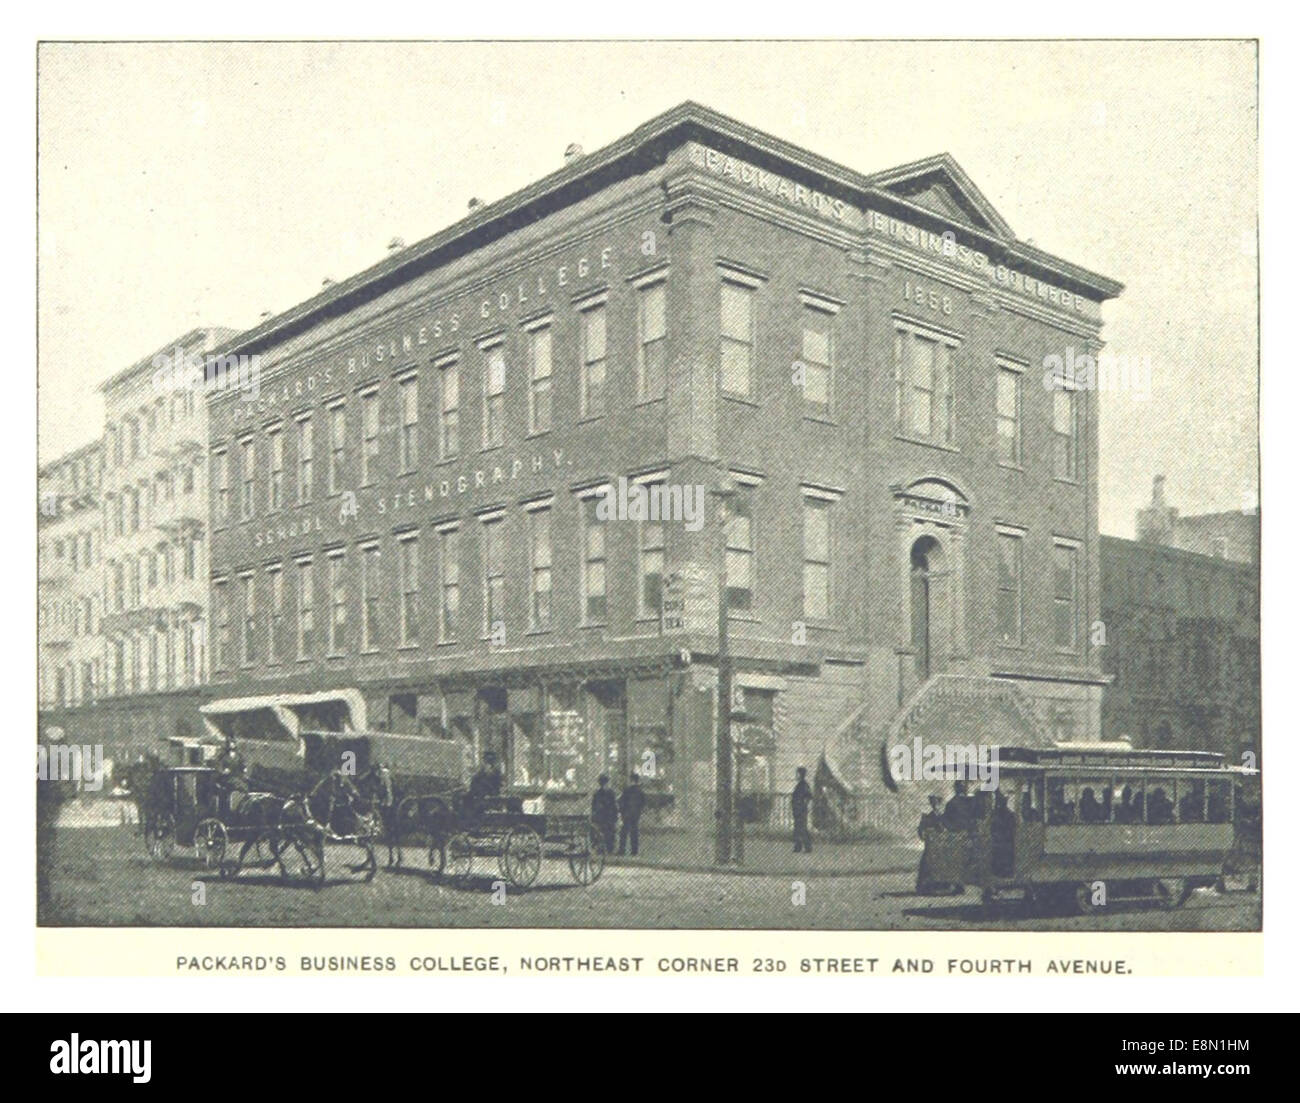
[[267, 427, 284, 512], [399, 375, 419, 472], [328, 402, 346, 495], [801, 494, 832, 621], [296, 415, 313, 504], [579, 300, 607, 418], [267, 566, 284, 665], [437, 526, 460, 642], [527, 323, 553, 435], [398, 534, 419, 646], [894, 323, 957, 447], [1052, 386, 1079, 480], [581, 494, 608, 623], [438, 358, 460, 459], [996, 362, 1023, 465], [361, 390, 380, 486], [239, 573, 256, 666], [996, 528, 1024, 646], [361, 542, 382, 651], [527, 505, 552, 631], [327, 551, 347, 654], [726, 481, 756, 612], [637, 281, 667, 401], [720, 280, 756, 398], [297, 559, 314, 659], [239, 437, 255, 520], [800, 300, 835, 417], [213, 449, 230, 525], [482, 514, 506, 634], [1053, 540, 1079, 651], [482, 342, 507, 449]]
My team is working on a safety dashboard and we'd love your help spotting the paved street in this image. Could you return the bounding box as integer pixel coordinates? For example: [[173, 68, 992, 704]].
[[41, 826, 1260, 931]]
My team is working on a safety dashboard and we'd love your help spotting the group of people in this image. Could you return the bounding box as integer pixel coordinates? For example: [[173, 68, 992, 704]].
[[915, 781, 1017, 894], [590, 773, 647, 856]]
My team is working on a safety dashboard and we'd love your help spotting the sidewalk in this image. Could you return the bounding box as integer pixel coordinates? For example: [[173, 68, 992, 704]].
[[603, 829, 920, 877]]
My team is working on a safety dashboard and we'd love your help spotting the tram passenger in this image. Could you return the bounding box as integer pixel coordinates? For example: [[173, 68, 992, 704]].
[[991, 791, 1016, 877], [1079, 787, 1105, 823], [916, 795, 950, 894], [1147, 787, 1174, 825], [943, 780, 978, 833]]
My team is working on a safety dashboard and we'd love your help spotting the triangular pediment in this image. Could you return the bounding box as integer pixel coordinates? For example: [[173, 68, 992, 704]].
[[868, 153, 1015, 240]]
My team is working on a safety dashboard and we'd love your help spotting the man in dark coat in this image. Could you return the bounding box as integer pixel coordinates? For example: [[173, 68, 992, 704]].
[[617, 772, 646, 856], [466, 751, 503, 815], [591, 774, 618, 854], [791, 767, 813, 853], [916, 794, 948, 894]]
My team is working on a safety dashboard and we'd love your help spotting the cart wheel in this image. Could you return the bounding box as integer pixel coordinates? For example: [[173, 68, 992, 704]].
[[445, 833, 474, 883], [194, 818, 228, 876], [1154, 878, 1191, 909], [276, 831, 326, 886], [568, 826, 606, 885], [427, 836, 447, 877], [145, 815, 176, 863], [501, 827, 543, 889]]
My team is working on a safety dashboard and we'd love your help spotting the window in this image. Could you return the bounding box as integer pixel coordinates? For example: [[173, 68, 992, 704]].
[[1052, 387, 1079, 480], [438, 359, 460, 459], [1053, 541, 1079, 650], [361, 543, 382, 650], [328, 403, 346, 494], [239, 437, 255, 520], [239, 573, 256, 665], [129, 486, 141, 532], [581, 496, 608, 622], [482, 344, 506, 449], [146, 549, 157, 589], [184, 534, 199, 580], [267, 427, 283, 512], [639, 497, 666, 618], [527, 507, 552, 630], [297, 416, 313, 503], [720, 281, 755, 397], [801, 305, 833, 417], [361, 390, 380, 486], [400, 376, 419, 471], [894, 325, 957, 445], [527, 324, 553, 434], [996, 364, 1022, 465], [328, 552, 347, 654], [580, 302, 607, 417], [802, 497, 831, 620], [214, 580, 230, 671], [398, 535, 419, 645], [637, 281, 667, 400], [726, 483, 755, 612], [297, 559, 314, 659], [438, 527, 460, 641], [482, 515, 506, 634], [996, 529, 1024, 645], [268, 566, 284, 664]]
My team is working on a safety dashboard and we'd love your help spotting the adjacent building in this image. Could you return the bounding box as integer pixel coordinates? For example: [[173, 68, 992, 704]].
[[1101, 479, 1260, 762], [200, 103, 1122, 833], [38, 440, 105, 711]]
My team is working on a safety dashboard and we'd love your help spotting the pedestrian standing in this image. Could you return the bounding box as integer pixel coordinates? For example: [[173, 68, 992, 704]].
[[618, 772, 646, 856], [792, 767, 813, 853], [591, 774, 618, 854]]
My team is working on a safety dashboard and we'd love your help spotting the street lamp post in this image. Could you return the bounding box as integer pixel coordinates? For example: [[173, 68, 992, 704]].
[[712, 472, 737, 866]]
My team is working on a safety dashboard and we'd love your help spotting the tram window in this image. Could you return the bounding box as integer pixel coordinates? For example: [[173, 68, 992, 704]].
[[1021, 779, 1042, 822], [1047, 780, 1075, 825], [1207, 780, 1232, 824], [1146, 785, 1175, 825], [1179, 779, 1206, 823], [1076, 779, 1111, 823], [1114, 781, 1145, 824]]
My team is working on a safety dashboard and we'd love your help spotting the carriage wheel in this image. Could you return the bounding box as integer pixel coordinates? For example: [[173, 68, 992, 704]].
[[194, 819, 228, 876], [145, 815, 176, 863], [501, 827, 543, 889], [445, 833, 474, 883], [1074, 883, 1103, 915], [1154, 878, 1191, 909], [276, 831, 326, 886], [568, 826, 606, 886]]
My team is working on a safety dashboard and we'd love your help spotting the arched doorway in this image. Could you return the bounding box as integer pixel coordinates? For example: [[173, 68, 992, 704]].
[[910, 536, 944, 681]]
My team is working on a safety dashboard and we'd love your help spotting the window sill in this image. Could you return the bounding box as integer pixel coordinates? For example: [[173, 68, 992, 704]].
[[633, 396, 666, 408], [1053, 476, 1082, 487], [996, 641, 1027, 651], [721, 392, 760, 409], [576, 414, 606, 425], [524, 627, 553, 637], [894, 434, 960, 454], [432, 456, 459, 468], [803, 413, 837, 426], [525, 429, 552, 440], [997, 461, 1024, 472], [578, 621, 608, 630]]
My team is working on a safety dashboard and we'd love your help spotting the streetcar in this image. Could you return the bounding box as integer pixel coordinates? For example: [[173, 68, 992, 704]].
[[918, 744, 1257, 913]]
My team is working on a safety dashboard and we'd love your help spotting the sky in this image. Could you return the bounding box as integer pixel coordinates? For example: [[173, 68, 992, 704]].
[[36, 40, 1258, 536]]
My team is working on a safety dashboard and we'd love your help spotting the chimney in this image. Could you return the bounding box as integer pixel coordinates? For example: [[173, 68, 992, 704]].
[[467, 197, 484, 212], [1152, 474, 1166, 506], [564, 142, 584, 164], [259, 310, 272, 322], [387, 236, 405, 254], [322, 277, 335, 289]]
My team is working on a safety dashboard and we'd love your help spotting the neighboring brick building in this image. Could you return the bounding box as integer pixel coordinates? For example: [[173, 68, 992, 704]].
[[38, 440, 104, 711], [203, 103, 1122, 832], [1102, 483, 1260, 762]]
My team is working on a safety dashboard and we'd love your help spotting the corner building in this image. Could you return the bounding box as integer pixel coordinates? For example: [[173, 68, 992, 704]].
[[206, 104, 1122, 835]]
